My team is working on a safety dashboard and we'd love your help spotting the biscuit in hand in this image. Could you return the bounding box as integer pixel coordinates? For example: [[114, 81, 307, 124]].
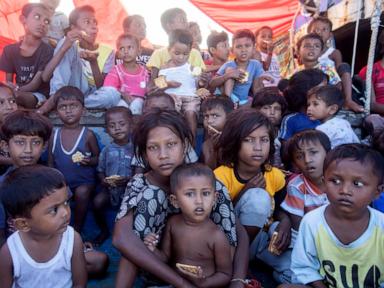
[[154, 75, 168, 89], [72, 151, 84, 163]]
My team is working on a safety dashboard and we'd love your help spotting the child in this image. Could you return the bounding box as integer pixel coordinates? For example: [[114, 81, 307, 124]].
[[0, 3, 54, 109], [281, 130, 331, 245], [37, 5, 118, 114], [307, 85, 359, 148], [0, 165, 87, 287], [252, 87, 288, 167], [214, 108, 292, 283], [103, 34, 149, 115], [144, 163, 232, 287], [48, 86, 99, 233], [254, 26, 281, 87], [112, 109, 245, 287], [201, 96, 234, 169], [40, 0, 69, 44], [289, 144, 384, 287], [189, 22, 210, 61], [142, 93, 176, 113], [205, 31, 230, 76], [93, 106, 134, 245], [308, 16, 363, 113], [211, 29, 265, 106], [158, 29, 203, 140]]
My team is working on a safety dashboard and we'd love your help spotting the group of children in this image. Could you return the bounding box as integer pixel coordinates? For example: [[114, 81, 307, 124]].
[[0, 1, 383, 288]]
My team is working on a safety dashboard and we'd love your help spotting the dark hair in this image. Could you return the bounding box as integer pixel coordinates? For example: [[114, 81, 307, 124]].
[[284, 68, 328, 111], [188, 22, 199, 30], [170, 163, 215, 194], [286, 129, 331, 163], [232, 29, 255, 45], [116, 33, 140, 49], [307, 16, 333, 33], [22, 3, 49, 17], [252, 87, 288, 115], [297, 33, 324, 51], [133, 110, 192, 165], [54, 86, 85, 108], [218, 108, 275, 169], [160, 8, 186, 31], [201, 96, 234, 114], [169, 29, 193, 48], [105, 106, 132, 122], [207, 31, 229, 55], [1, 165, 66, 218], [1, 110, 52, 142], [308, 85, 344, 112], [0, 82, 16, 98], [123, 15, 144, 30], [323, 144, 384, 184], [143, 93, 176, 111], [69, 5, 95, 26], [254, 26, 273, 39], [372, 130, 384, 156]]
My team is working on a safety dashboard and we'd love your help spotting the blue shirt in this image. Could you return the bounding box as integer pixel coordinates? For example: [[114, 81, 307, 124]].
[[280, 112, 320, 140]]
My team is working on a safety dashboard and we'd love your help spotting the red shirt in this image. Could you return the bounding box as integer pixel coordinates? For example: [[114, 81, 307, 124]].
[[359, 61, 384, 104]]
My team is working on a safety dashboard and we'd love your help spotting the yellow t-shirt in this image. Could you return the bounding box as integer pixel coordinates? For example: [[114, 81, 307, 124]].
[[146, 47, 206, 70], [214, 165, 285, 200]]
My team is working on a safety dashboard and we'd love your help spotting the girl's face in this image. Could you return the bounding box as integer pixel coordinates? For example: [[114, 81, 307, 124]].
[[259, 102, 282, 126], [169, 42, 191, 66], [145, 126, 185, 177], [0, 87, 17, 123], [117, 38, 140, 64], [238, 125, 271, 170], [256, 28, 273, 51]]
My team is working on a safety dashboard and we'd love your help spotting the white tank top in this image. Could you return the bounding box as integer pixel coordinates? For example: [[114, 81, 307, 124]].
[[260, 51, 281, 87], [159, 63, 197, 96], [318, 46, 335, 66], [7, 226, 74, 288]]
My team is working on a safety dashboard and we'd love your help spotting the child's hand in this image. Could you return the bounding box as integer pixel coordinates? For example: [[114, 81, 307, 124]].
[[197, 72, 210, 88], [167, 80, 182, 88], [79, 154, 92, 166], [259, 75, 274, 84], [274, 219, 291, 252], [121, 91, 133, 104], [266, 41, 275, 54], [177, 265, 204, 279], [344, 100, 364, 113], [62, 28, 83, 49], [80, 50, 99, 62], [225, 67, 246, 81], [144, 233, 159, 252], [114, 176, 129, 187]]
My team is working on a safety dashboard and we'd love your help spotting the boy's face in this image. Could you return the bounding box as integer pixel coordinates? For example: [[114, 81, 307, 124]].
[[21, 186, 70, 236], [142, 97, 175, 113], [56, 98, 84, 126], [256, 28, 273, 51], [117, 38, 140, 64], [203, 106, 227, 134], [167, 12, 187, 32], [324, 159, 382, 217], [310, 21, 331, 44], [124, 16, 146, 40], [232, 37, 254, 63], [299, 38, 322, 63], [171, 175, 216, 223], [259, 102, 282, 126], [307, 94, 335, 122], [8, 135, 45, 167], [73, 10, 98, 44], [21, 6, 50, 39], [169, 42, 191, 66], [106, 112, 131, 145], [0, 87, 17, 123], [293, 140, 327, 182], [211, 41, 230, 62]]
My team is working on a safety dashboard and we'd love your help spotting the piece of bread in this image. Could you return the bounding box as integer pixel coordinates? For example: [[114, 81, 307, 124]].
[[176, 263, 201, 276], [72, 151, 84, 163], [105, 175, 124, 186], [196, 88, 210, 99], [207, 124, 221, 135], [268, 231, 281, 255], [154, 75, 168, 89], [238, 70, 249, 83]]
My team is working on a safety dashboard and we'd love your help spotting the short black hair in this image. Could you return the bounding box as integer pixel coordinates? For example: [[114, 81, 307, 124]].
[[286, 129, 331, 164], [69, 5, 95, 26], [254, 26, 273, 39], [201, 96, 234, 114], [284, 68, 328, 111], [232, 29, 255, 45], [22, 3, 50, 17], [54, 86, 85, 108], [372, 129, 384, 157], [143, 93, 176, 111], [252, 87, 288, 115], [0, 82, 16, 98], [170, 163, 215, 195], [116, 33, 140, 49], [1, 165, 66, 218], [105, 106, 132, 123], [323, 143, 384, 184], [297, 33, 324, 51], [160, 8, 186, 31], [207, 31, 229, 56], [122, 15, 143, 30], [307, 16, 333, 33], [1, 110, 52, 142], [169, 29, 193, 48], [308, 85, 344, 111]]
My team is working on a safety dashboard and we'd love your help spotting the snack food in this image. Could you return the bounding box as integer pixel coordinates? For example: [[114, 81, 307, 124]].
[[196, 88, 210, 99], [176, 263, 202, 276], [191, 66, 202, 77], [105, 175, 124, 186], [207, 124, 221, 135], [268, 231, 281, 255], [154, 75, 168, 89], [238, 70, 249, 83], [72, 151, 84, 163]]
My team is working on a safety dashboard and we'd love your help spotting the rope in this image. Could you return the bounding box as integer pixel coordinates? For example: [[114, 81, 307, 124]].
[[365, 0, 382, 113], [351, 0, 363, 76]]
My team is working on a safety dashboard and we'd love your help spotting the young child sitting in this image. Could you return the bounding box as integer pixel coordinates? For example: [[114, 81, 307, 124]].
[[48, 86, 99, 233], [103, 34, 149, 115], [307, 85, 359, 148], [0, 165, 87, 287], [205, 31, 230, 76], [40, 0, 69, 45], [210, 29, 265, 106], [144, 163, 232, 287], [93, 106, 134, 245], [200, 96, 234, 169], [158, 29, 203, 140], [281, 130, 331, 245], [0, 3, 54, 109], [286, 144, 384, 287]]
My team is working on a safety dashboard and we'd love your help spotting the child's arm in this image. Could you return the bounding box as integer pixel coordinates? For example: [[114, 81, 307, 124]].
[[71, 231, 88, 287], [209, 67, 245, 90], [81, 130, 99, 166], [47, 133, 54, 167], [87, 54, 104, 89], [0, 243, 13, 288], [229, 221, 249, 288], [143, 232, 168, 262], [15, 71, 43, 93]]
